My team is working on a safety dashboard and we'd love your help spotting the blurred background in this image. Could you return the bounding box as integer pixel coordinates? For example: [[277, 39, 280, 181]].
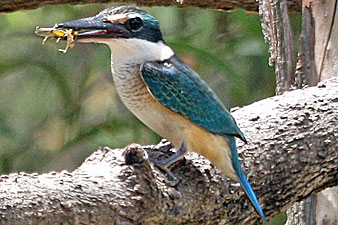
[[0, 4, 301, 177]]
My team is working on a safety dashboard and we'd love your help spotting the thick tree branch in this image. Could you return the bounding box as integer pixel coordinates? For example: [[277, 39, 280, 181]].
[[258, 0, 296, 94], [0, 77, 337, 225], [0, 0, 301, 13]]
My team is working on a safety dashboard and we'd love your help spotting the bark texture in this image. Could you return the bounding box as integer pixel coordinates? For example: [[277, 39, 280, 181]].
[[313, 0, 338, 82], [286, 1, 338, 224], [258, 0, 296, 94], [0, 78, 337, 225], [294, 0, 338, 87], [0, 0, 302, 13], [295, 5, 317, 88]]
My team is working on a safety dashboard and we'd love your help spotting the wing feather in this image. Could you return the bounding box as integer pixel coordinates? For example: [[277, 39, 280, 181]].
[[141, 56, 246, 142]]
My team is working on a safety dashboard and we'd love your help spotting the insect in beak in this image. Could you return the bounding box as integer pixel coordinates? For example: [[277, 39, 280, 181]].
[[35, 25, 79, 53]]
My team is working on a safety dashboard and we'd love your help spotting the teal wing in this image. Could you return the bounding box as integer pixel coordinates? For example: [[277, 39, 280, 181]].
[[140, 56, 246, 142]]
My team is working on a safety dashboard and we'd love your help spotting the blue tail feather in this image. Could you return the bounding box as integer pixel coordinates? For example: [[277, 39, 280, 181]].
[[227, 136, 269, 225]]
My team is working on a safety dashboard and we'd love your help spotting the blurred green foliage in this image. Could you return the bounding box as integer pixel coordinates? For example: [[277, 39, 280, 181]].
[[0, 4, 300, 175]]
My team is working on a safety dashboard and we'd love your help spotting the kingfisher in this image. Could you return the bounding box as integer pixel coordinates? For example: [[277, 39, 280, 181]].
[[37, 6, 268, 224]]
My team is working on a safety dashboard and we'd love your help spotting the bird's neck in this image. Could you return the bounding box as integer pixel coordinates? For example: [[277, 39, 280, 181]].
[[107, 39, 174, 68]]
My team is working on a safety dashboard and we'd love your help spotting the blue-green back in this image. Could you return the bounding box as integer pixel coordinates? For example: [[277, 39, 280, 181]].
[[141, 55, 246, 142]]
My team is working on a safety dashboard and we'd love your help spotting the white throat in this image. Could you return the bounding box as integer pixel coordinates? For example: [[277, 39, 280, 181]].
[[106, 39, 174, 65]]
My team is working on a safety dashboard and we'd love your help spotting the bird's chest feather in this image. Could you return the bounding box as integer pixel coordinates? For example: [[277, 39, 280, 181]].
[[113, 65, 152, 110], [112, 64, 186, 145]]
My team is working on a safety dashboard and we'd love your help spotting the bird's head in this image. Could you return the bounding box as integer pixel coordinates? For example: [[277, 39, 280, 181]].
[[56, 6, 174, 63], [58, 6, 162, 43]]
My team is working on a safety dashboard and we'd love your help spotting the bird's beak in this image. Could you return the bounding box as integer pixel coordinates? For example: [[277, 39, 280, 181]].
[[35, 15, 130, 42], [56, 15, 129, 40]]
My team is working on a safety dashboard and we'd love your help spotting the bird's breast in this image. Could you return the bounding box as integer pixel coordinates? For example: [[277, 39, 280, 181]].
[[112, 64, 185, 146]]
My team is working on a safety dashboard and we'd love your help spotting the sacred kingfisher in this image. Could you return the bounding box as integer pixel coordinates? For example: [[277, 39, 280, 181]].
[[39, 6, 268, 224]]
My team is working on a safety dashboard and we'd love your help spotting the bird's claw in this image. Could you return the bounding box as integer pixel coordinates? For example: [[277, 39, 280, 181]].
[[148, 156, 180, 187], [147, 143, 187, 187]]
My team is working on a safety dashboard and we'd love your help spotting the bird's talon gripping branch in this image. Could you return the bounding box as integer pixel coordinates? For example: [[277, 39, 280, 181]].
[[148, 143, 187, 168], [159, 167, 180, 187], [147, 144, 186, 186]]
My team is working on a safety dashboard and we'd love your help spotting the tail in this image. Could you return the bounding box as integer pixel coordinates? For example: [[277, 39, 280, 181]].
[[227, 136, 269, 225]]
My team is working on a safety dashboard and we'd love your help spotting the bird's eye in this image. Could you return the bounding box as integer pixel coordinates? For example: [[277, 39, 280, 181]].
[[127, 17, 143, 32]]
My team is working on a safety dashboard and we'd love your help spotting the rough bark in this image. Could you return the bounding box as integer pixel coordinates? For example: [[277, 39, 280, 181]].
[[313, 0, 338, 82], [1, 78, 337, 225], [294, 0, 338, 87], [0, 0, 302, 13], [287, 1, 338, 224], [295, 6, 317, 88], [258, 0, 296, 94]]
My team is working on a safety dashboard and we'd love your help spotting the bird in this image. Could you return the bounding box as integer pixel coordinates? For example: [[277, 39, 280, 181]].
[[42, 6, 268, 224]]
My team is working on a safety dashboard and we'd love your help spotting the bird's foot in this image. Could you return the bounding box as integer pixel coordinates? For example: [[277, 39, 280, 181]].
[[149, 160, 181, 187], [156, 139, 173, 154], [148, 143, 187, 187]]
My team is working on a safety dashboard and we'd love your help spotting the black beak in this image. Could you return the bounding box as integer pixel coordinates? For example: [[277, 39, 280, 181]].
[[56, 15, 129, 39]]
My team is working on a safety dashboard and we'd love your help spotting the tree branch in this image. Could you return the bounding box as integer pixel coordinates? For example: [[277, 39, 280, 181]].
[[258, 0, 296, 94], [0, 78, 337, 225], [0, 0, 301, 13], [295, 5, 317, 88]]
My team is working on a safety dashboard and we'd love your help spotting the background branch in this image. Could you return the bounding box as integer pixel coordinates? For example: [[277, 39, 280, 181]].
[[0, 0, 302, 13], [1, 78, 337, 225], [258, 0, 296, 94]]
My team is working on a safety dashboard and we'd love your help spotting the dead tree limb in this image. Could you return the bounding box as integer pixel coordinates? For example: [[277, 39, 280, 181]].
[[0, 0, 302, 13], [258, 0, 296, 94], [0, 77, 337, 225]]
